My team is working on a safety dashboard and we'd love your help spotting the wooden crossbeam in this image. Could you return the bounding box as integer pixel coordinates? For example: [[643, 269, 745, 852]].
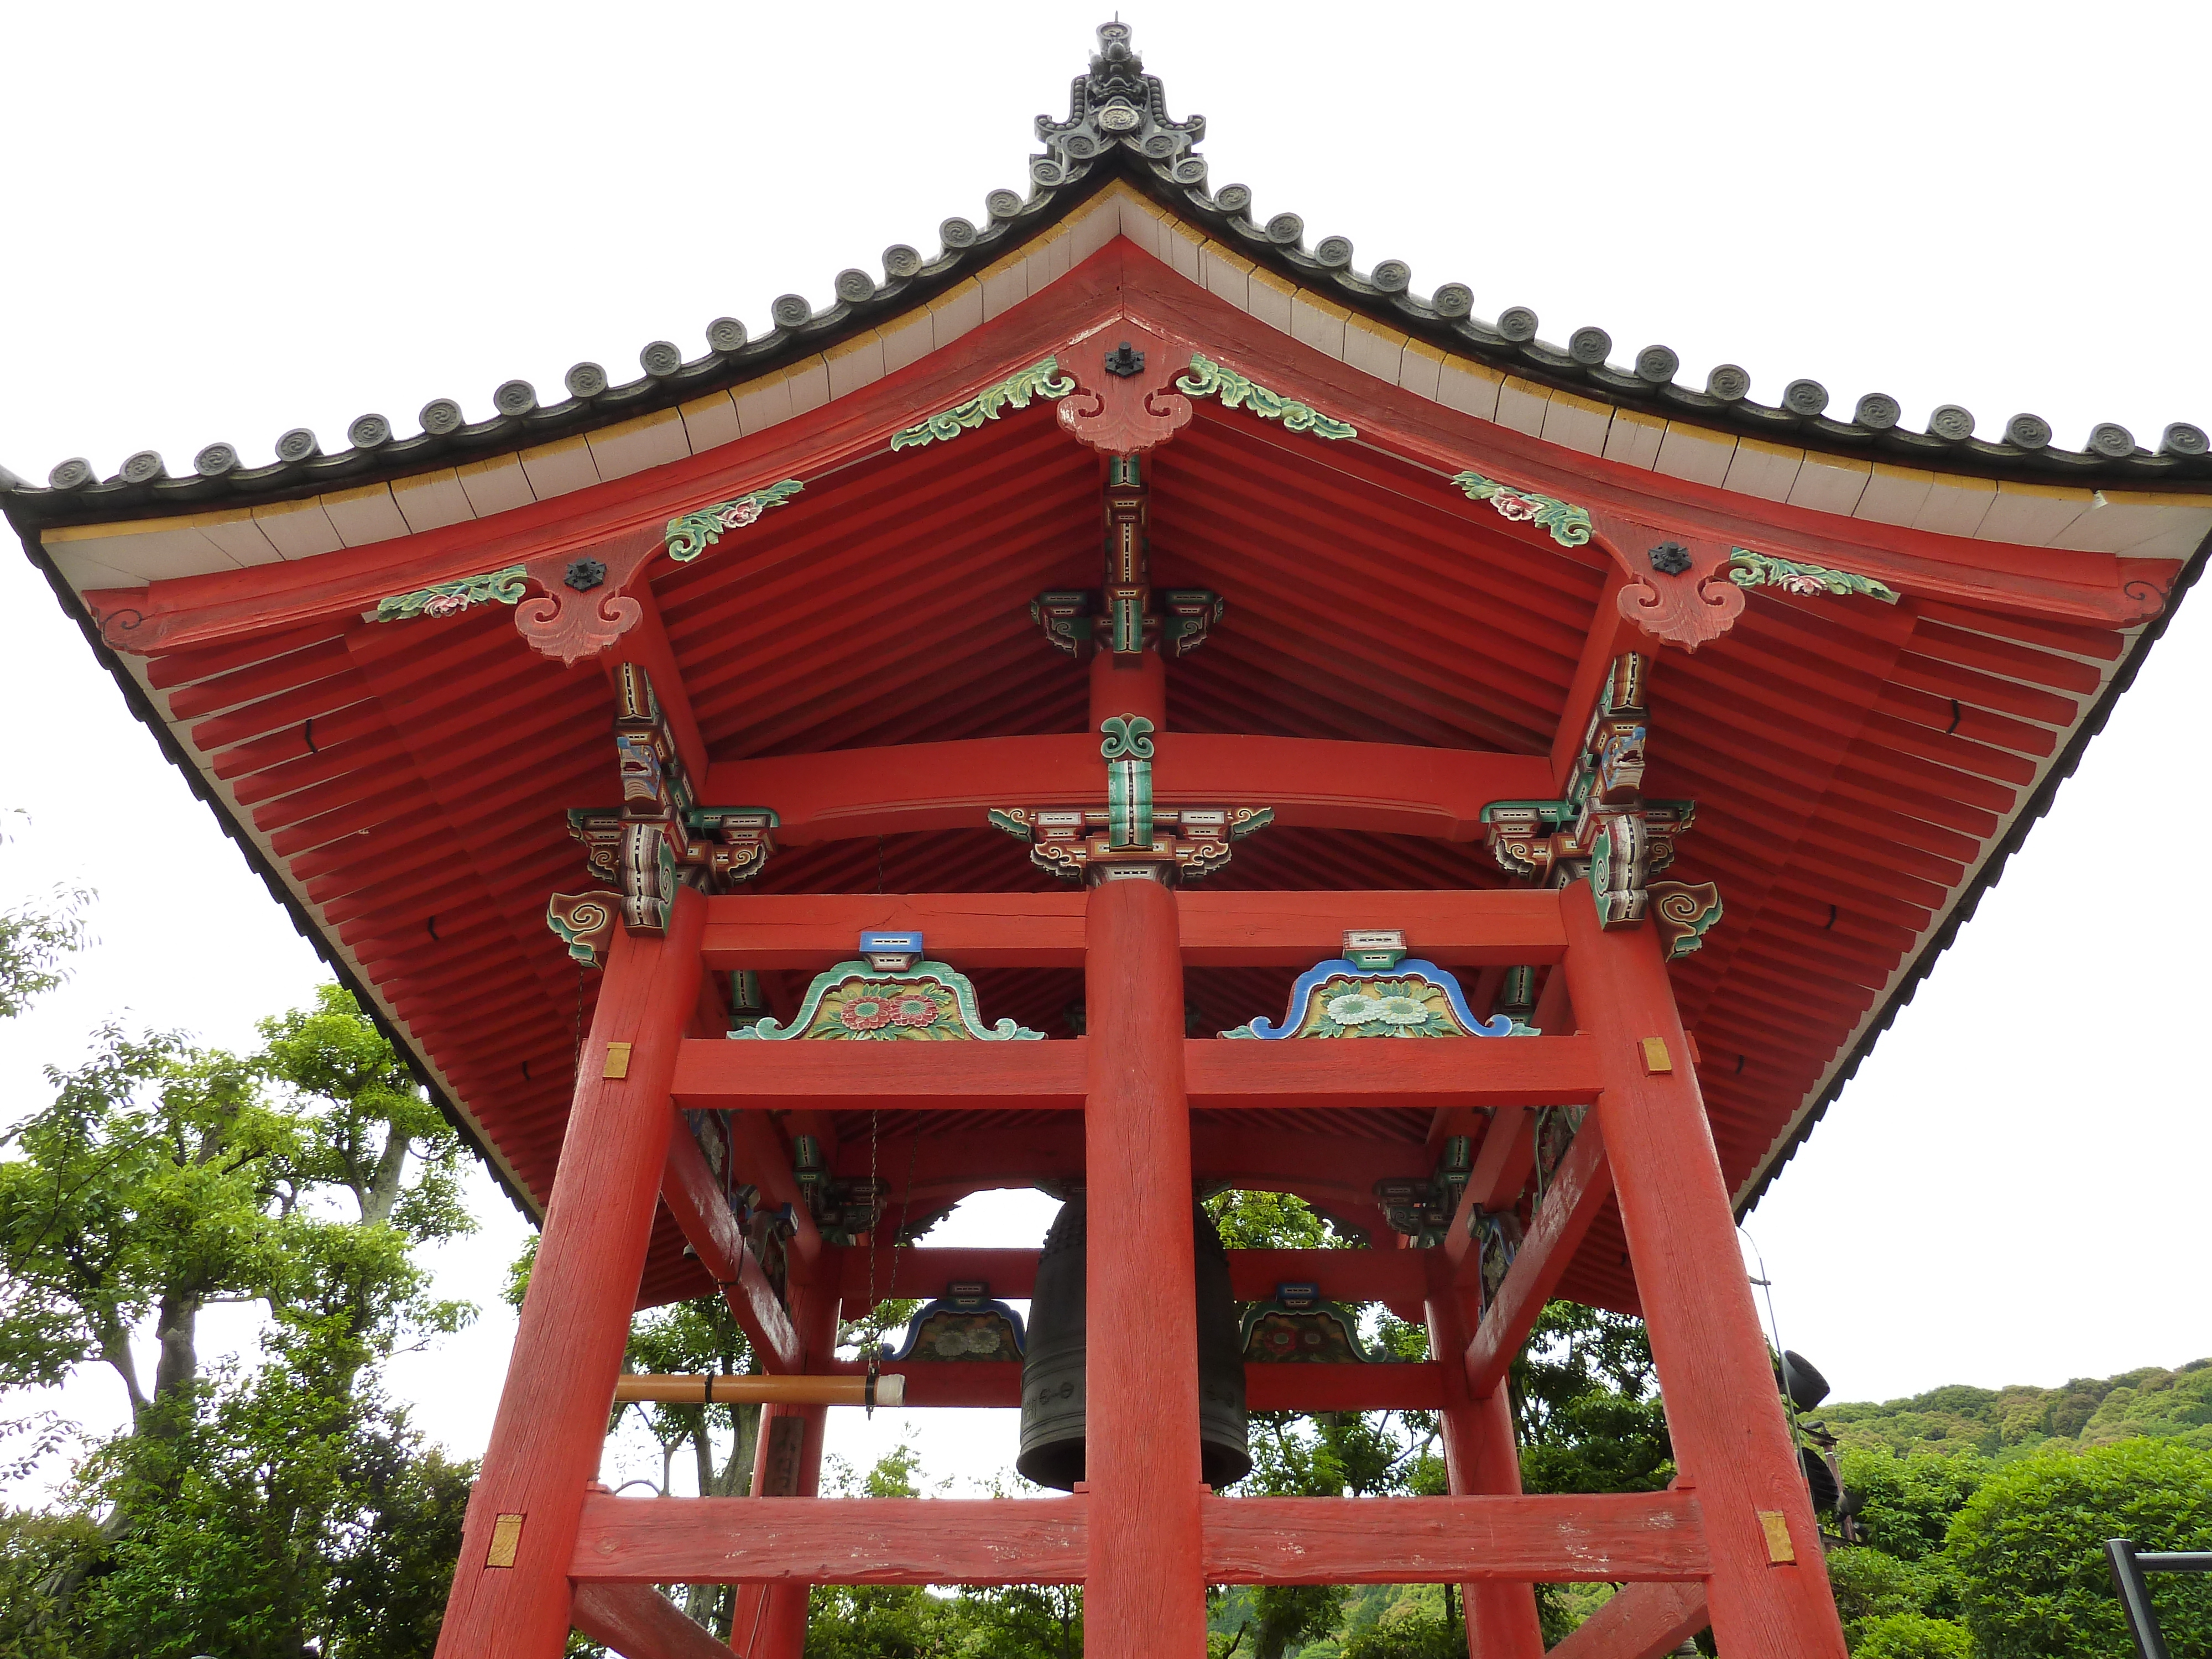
[[1202, 1494, 1707, 1584], [703, 734, 1554, 847], [659, 1129, 801, 1373], [698, 888, 1565, 970], [570, 1581, 734, 1659], [1465, 1117, 1615, 1399], [668, 1036, 1601, 1114], [1542, 1580, 1710, 1659], [836, 1244, 1431, 1309], [572, 1494, 1089, 1586], [568, 1491, 1705, 1586], [810, 1360, 1444, 1412]]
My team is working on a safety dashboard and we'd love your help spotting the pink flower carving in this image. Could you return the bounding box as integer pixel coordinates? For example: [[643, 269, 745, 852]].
[[839, 997, 893, 1032], [1491, 494, 1539, 522], [889, 994, 940, 1029]]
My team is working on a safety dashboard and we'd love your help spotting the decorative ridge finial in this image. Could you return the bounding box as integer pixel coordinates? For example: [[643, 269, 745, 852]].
[[1031, 22, 1207, 194]]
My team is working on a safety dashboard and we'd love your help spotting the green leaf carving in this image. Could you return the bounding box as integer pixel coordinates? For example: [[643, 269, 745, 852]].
[[1175, 354, 1357, 439], [1727, 549, 1899, 603], [1448, 472, 1593, 549], [889, 358, 1078, 451], [664, 478, 805, 562], [373, 565, 529, 623], [1099, 714, 1156, 762]]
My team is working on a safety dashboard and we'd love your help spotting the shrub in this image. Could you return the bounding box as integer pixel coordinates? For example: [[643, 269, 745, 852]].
[[1943, 1437, 2212, 1659], [1851, 1611, 1974, 1659]]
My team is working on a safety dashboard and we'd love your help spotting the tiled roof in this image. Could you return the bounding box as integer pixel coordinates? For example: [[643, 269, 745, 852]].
[[6, 21, 2206, 532]]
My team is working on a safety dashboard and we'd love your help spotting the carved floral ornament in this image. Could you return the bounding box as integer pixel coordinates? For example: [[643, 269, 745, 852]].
[[1446, 473, 1901, 649], [1478, 651, 1724, 958], [1220, 931, 1524, 1040], [544, 664, 778, 969], [370, 479, 805, 664], [991, 713, 1272, 884]]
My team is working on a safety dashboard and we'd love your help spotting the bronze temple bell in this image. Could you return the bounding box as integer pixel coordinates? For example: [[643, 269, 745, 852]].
[[1016, 1194, 1251, 1490]]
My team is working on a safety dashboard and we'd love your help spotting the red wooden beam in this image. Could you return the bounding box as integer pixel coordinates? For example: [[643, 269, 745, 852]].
[[1439, 1105, 1539, 1288], [1202, 1494, 1707, 1585], [817, 1360, 1444, 1412], [660, 1127, 801, 1373], [1177, 888, 1565, 968], [570, 1582, 734, 1659], [702, 892, 1086, 968], [696, 888, 1565, 971], [1465, 1120, 1615, 1399], [1185, 1036, 1601, 1113], [1542, 1580, 1711, 1659], [670, 1038, 1086, 1112], [566, 1490, 1706, 1586], [669, 1036, 1601, 1114], [834, 1245, 1430, 1310], [726, 1109, 822, 1278], [839, 1246, 1042, 1302], [702, 734, 1553, 847], [570, 1493, 1089, 1586]]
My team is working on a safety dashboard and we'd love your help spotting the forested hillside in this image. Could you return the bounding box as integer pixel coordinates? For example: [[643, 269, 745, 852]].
[[1817, 1359, 2212, 1459]]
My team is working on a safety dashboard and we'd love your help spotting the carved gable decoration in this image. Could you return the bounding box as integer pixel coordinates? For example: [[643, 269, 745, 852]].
[[1220, 931, 1519, 1039], [885, 1283, 1028, 1363], [1241, 1283, 1370, 1364], [733, 934, 1044, 1042]]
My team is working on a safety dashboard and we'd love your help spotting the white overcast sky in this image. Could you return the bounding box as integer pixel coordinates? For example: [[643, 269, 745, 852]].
[[2, 1, 2208, 1497]]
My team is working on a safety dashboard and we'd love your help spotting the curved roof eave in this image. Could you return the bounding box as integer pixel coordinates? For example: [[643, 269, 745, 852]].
[[6, 21, 2209, 532]]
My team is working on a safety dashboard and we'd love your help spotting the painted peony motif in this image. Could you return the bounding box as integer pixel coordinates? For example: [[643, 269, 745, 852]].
[[422, 591, 471, 618], [1490, 493, 1541, 522], [889, 993, 941, 1029], [1307, 976, 1455, 1037], [1777, 572, 1828, 594], [839, 996, 895, 1032]]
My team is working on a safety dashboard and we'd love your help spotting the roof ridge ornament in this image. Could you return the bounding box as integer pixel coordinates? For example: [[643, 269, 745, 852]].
[[1032, 22, 1208, 194]]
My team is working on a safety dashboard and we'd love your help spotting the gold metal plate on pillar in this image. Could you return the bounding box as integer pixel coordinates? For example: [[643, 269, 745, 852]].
[[1639, 1036, 1673, 1075], [1758, 1509, 1796, 1564], [486, 1511, 525, 1568], [602, 1041, 633, 1079]]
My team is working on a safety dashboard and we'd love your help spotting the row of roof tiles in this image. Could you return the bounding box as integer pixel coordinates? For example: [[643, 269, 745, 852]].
[[6, 22, 2208, 526]]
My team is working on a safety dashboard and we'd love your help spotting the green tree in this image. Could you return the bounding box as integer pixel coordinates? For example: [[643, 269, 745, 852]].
[[0, 985, 478, 1656], [1942, 1437, 2212, 1659], [0, 811, 89, 1019]]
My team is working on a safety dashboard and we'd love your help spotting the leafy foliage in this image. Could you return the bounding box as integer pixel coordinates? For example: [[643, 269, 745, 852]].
[[0, 812, 89, 1020], [1511, 1302, 1671, 1498], [1850, 1610, 1977, 1659], [1942, 1437, 2212, 1659], [0, 985, 478, 1657]]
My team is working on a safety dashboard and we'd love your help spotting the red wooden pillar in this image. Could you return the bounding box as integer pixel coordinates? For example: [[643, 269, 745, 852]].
[[729, 1282, 839, 1658], [1083, 869, 1208, 1657], [435, 887, 706, 1659], [1089, 644, 1166, 730], [1424, 1261, 1543, 1659], [1558, 884, 1846, 1659]]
